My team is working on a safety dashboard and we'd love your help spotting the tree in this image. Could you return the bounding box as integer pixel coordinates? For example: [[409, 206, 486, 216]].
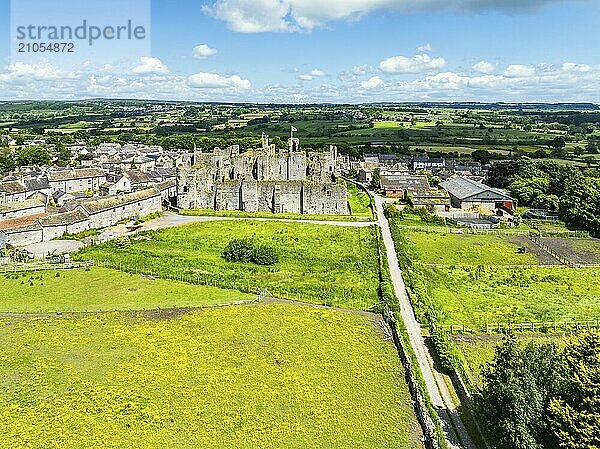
[[222, 238, 278, 266], [472, 149, 492, 164], [0, 154, 15, 174], [369, 168, 381, 190], [560, 175, 600, 233], [475, 334, 561, 449], [548, 333, 600, 449], [16, 146, 51, 166]]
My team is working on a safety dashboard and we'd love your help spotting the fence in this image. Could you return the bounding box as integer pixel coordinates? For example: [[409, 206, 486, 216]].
[[438, 319, 600, 334], [396, 224, 535, 236], [1, 260, 94, 274], [92, 259, 374, 310]]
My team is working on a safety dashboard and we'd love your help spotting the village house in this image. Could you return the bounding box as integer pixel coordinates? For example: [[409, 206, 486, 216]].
[[0, 180, 27, 203], [0, 199, 46, 220], [409, 155, 445, 172], [47, 168, 106, 194], [408, 190, 451, 213], [1, 188, 162, 247]]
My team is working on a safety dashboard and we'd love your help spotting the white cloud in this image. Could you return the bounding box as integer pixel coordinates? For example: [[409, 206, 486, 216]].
[[361, 76, 384, 90], [193, 44, 218, 58], [417, 43, 433, 52], [352, 64, 371, 75], [299, 68, 326, 80], [472, 60, 496, 74], [203, 0, 575, 33], [562, 62, 591, 73], [504, 64, 536, 78], [0, 62, 64, 80], [380, 54, 446, 74], [132, 57, 169, 75], [188, 72, 251, 90]]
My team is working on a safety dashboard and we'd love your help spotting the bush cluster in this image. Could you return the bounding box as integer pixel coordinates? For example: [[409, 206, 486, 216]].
[[429, 325, 460, 373], [222, 238, 279, 266]]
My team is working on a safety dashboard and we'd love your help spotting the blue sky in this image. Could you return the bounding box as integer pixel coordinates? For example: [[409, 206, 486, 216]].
[[1, 0, 599, 102]]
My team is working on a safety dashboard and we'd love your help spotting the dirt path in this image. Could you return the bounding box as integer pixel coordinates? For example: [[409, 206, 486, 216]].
[[374, 194, 478, 449]]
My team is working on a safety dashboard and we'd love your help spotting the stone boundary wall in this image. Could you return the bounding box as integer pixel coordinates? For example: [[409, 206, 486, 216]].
[[384, 312, 441, 449]]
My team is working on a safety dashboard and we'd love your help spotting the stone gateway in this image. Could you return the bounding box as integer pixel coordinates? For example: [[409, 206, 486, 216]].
[[177, 137, 348, 215]]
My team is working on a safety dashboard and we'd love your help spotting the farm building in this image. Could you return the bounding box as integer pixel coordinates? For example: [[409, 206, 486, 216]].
[[380, 174, 430, 198], [408, 190, 450, 213], [440, 175, 514, 211]]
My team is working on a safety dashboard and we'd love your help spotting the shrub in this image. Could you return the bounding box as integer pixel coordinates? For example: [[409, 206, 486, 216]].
[[429, 324, 460, 373], [222, 238, 279, 266], [251, 243, 279, 266], [383, 203, 403, 219]]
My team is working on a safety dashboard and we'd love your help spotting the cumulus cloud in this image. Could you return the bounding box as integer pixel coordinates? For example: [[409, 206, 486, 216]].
[[361, 76, 384, 90], [0, 62, 64, 80], [193, 44, 218, 58], [504, 64, 536, 77], [132, 57, 169, 75], [472, 60, 496, 74], [188, 72, 251, 90], [203, 0, 576, 33], [417, 43, 433, 52], [352, 64, 371, 75], [380, 54, 446, 74], [562, 62, 591, 73], [299, 69, 326, 80]]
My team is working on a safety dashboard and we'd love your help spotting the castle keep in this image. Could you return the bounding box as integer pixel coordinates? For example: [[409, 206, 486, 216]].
[[177, 138, 348, 214]]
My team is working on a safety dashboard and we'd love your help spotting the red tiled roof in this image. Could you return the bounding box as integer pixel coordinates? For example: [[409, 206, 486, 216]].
[[0, 213, 47, 231]]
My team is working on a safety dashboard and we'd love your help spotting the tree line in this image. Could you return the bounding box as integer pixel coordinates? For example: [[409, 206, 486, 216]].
[[488, 158, 600, 233], [475, 332, 599, 449]]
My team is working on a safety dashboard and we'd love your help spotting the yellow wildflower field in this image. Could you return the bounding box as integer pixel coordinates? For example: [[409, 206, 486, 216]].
[[0, 303, 424, 449]]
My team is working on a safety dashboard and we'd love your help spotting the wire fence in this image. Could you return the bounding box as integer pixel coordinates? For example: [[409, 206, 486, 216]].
[[93, 259, 376, 310], [1, 261, 95, 274], [527, 235, 600, 268], [438, 319, 600, 334]]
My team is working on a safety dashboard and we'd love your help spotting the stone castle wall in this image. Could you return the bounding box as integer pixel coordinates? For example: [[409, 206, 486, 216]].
[[177, 138, 347, 214]]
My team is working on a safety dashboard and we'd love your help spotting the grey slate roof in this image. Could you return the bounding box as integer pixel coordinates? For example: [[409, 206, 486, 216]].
[[79, 188, 160, 215], [440, 176, 512, 201], [47, 168, 105, 182], [380, 174, 430, 191], [39, 207, 89, 226], [0, 180, 26, 194], [22, 176, 49, 191], [0, 199, 45, 213]]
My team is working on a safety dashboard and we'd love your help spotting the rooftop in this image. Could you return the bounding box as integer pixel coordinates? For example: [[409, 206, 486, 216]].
[[440, 175, 512, 201]]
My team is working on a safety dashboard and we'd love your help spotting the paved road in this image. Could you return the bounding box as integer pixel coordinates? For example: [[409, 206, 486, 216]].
[[374, 195, 477, 449]]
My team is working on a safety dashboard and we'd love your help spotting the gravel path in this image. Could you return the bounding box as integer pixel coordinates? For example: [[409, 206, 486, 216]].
[[374, 195, 477, 449]]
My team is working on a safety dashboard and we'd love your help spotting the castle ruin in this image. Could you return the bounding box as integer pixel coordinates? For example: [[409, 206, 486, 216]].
[[177, 137, 348, 214]]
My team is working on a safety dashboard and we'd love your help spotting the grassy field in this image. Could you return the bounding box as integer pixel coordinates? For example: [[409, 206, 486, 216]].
[[401, 231, 539, 266], [425, 266, 600, 325], [347, 183, 374, 218], [0, 303, 424, 449], [0, 268, 253, 313], [75, 221, 380, 310], [392, 223, 600, 326], [374, 121, 403, 128]]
